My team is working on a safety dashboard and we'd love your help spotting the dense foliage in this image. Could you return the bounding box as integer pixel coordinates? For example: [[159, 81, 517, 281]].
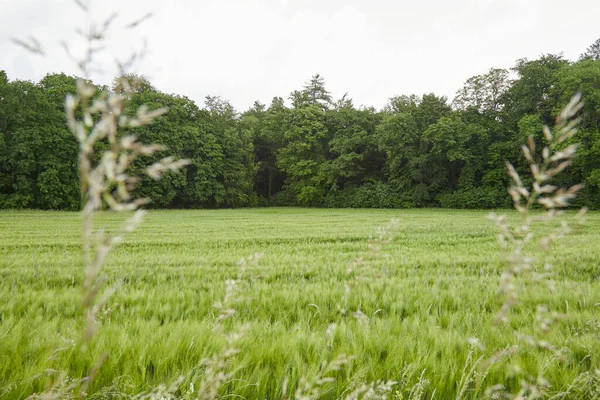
[[2, 40, 600, 210]]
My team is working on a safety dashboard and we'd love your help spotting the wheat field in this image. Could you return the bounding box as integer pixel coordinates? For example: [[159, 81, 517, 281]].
[[1, 208, 600, 398]]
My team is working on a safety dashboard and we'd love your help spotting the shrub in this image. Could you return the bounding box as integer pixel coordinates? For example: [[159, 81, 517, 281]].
[[325, 182, 410, 208], [437, 186, 511, 208]]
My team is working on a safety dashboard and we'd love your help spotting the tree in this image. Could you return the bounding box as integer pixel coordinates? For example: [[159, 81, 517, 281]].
[[0, 74, 82, 210], [504, 54, 569, 125], [204, 96, 255, 207], [377, 105, 422, 205], [579, 38, 600, 61], [334, 93, 354, 110], [178, 108, 223, 208], [277, 105, 328, 206], [36, 73, 81, 209], [112, 73, 156, 96], [377, 94, 452, 206], [247, 99, 287, 201], [290, 74, 333, 110], [424, 113, 488, 190], [123, 89, 191, 207], [550, 58, 600, 207], [322, 104, 383, 191], [453, 68, 510, 113], [4, 44, 600, 211]]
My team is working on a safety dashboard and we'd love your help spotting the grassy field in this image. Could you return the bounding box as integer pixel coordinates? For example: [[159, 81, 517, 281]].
[[1, 208, 600, 398]]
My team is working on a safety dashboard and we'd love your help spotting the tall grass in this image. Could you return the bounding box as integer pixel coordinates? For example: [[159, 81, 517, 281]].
[[1, 209, 600, 398]]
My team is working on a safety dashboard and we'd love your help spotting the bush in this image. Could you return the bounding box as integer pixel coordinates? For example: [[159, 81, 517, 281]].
[[262, 190, 297, 206], [436, 186, 510, 209], [325, 182, 409, 208]]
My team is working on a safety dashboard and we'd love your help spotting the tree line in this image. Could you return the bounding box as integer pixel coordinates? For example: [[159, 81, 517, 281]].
[[2, 39, 600, 210]]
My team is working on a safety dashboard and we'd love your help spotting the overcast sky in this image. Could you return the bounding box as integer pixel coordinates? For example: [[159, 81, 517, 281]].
[[1, 0, 598, 111]]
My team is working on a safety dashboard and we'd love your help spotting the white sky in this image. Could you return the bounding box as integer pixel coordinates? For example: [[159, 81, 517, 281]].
[[1, 0, 599, 111]]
